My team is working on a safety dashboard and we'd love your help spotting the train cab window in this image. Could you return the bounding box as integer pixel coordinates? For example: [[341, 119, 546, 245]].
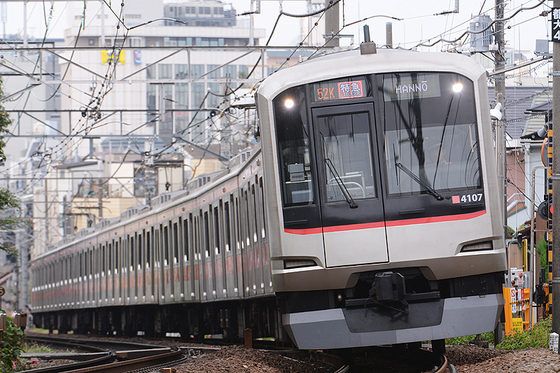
[[273, 86, 314, 207], [316, 109, 376, 203], [379, 72, 481, 196]]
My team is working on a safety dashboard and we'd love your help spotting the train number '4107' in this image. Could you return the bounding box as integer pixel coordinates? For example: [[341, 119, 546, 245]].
[[452, 193, 483, 204]]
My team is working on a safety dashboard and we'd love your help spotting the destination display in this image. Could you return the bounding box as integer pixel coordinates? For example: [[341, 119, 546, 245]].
[[382, 73, 441, 101], [313, 79, 366, 101]]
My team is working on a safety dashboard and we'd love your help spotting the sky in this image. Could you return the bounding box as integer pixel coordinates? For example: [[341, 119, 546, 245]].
[[0, 0, 552, 56]]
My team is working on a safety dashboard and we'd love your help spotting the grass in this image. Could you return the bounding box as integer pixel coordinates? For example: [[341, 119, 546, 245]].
[[446, 332, 495, 346], [496, 316, 552, 350], [23, 343, 56, 354], [445, 317, 553, 350]]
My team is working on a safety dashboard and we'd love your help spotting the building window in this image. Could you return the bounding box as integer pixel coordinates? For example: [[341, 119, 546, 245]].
[[158, 64, 172, 79]]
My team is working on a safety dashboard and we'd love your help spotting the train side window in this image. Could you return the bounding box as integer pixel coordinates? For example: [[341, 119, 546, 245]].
[[138, 233, 143, 270], [224, 201, 231, 252], [244, 190, 251, 248], [252, 184, 258, 243], [146, 231, 151, 269], [235, 197, 240, 252], [163, 225, 169, 266], [259, 177, 267, 239], [193, 215, 199, 260], [173, 222, 179, 264], [154, 229, 160, 268], [102, 245, 106, 276], [108, 243, 112, 276], [130, 235, 135, 272], [183, 217, 189, 262], [89, 250, 93, 279], [115, 240, 119, 274], [79, 252, 83, 279], [214, 205, 220, 255], [204, 211, 210, 257]]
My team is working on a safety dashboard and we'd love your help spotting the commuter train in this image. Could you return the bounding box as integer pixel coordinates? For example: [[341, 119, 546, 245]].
[[31, 46, 507, 350]]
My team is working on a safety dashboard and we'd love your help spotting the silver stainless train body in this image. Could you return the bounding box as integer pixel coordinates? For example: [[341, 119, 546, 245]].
[[31, 149, 279, 339], [255, 48, 506, 349], [31, 48, 506, 350]]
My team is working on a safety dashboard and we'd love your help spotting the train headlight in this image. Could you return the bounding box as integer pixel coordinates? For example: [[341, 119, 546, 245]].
[[284, 98, 295, 109], [460, 241, 493, 252], [452, 83, 463, 93], [284, 259, 315, 269]]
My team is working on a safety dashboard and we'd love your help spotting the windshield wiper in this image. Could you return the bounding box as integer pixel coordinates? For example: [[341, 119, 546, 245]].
[[395, 162, 444, 201], [325, 158, 358, 208]]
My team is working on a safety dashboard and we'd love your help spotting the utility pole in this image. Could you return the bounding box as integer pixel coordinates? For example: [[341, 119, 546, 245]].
[[494, 0, 507, 233], [552, 0, 560, 334]]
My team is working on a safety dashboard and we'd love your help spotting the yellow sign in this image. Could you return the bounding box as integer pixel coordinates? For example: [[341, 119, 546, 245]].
[[101, 50, 125, 65], [512, 317, 523, 333]]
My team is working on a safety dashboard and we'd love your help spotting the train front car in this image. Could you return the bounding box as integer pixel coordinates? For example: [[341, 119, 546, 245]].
[[256, 49, 506, 350]]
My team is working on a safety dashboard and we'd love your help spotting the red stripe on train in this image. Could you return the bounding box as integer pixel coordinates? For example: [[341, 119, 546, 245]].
[[284, 210, 486, 235]]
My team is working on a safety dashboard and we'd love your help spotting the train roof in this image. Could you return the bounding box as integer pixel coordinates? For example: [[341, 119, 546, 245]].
[[32, 146, 261, 262], [257, 48, 487, 101]]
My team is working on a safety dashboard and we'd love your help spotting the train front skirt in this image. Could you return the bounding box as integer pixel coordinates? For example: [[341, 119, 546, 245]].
[[282, 294, 503, 349]]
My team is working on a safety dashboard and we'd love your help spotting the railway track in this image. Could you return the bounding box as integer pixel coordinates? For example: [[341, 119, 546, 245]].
[[24, 334, 347, 372], [24, 333, 456, 372], [24, 336, 190, 373]]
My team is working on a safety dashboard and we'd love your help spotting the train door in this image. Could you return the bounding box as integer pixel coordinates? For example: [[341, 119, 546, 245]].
[[193, 213, 202, 301], [172, 219, 182, 301], [213, 204, 225, 299], [176, 218, 185, 300], [311, 103, 388, 267], [202, 208, 215, 300], [223, 195, 238, 298]]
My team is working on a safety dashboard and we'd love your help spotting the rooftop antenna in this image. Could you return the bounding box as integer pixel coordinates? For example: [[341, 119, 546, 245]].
[[360, 25, 376, 55], [363, 24, 371, 43]]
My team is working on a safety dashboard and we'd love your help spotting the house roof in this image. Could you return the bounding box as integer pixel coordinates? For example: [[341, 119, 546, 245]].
[[488, 86, 551, 140]]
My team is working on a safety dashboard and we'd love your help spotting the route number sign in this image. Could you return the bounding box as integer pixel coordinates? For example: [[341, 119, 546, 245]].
[[553, 8, 560, 42]]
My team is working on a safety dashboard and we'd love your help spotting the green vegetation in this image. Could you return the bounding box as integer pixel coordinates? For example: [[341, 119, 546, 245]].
[[446, 317, 553, 350], [446, 332, 494, 346], [0, 316, 26, 373], [536, 237, 549, 279], [496, 316, 552, 350]]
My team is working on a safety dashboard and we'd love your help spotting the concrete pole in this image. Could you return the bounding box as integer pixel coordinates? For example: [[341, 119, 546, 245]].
[[23, 1, 28, 50], [494, 0, 506, 232], [552, 0, 560, 334], [324, 0, 339, 47], [386, 22, 393, 48]]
